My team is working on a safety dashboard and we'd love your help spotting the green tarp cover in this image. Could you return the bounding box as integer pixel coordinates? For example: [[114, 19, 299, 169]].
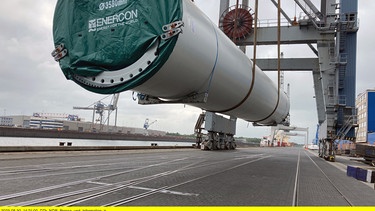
[[53, 0, 182, 94]]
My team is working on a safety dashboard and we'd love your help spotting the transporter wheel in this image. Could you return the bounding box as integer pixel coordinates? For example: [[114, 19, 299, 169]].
[[225, 141, 230, 150], [206, 140, 213, 150], [228, 136, 236, 150], [201, 140, 209, 150], [232, 142, 237, 150], [220, 142, 226, 150]]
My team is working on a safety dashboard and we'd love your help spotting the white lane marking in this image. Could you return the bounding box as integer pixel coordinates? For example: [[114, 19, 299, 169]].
[[128, 185, 199, 197], [292, 150, 301, 206], [86, 181, 113, 186]]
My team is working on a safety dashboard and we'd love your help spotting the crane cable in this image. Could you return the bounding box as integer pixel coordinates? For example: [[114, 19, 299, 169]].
[[216, 0, 258, 114], [232, 0, 240, 42], [253, 0, 282, 123], [215, 0, 282, 124]]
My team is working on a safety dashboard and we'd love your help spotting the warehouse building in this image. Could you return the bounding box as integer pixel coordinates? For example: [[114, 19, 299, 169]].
[[356, 89, 375, 144], [0, 117, 13, 126], [0, 115, 166, 136]]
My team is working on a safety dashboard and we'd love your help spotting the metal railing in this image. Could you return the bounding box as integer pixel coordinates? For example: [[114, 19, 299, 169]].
[[335, 115, 358, 141]]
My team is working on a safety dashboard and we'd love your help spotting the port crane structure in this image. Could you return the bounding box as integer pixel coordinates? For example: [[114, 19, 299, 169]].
[[217, 0, 358, 160], [52, 0, 358, 156], [73, 93, 120, 132]]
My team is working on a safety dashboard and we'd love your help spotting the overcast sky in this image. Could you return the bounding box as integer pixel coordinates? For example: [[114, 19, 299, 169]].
[[0, 0, 373, 144]]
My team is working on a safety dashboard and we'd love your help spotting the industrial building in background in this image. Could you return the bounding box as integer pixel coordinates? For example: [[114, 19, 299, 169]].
[[0, 114, 166, 136], [355, 89, 375, 165], [356, 89, 375, 145]]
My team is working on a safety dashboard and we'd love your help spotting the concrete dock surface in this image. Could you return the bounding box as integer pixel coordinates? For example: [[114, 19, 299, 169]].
[[0, 147, 374, 206]]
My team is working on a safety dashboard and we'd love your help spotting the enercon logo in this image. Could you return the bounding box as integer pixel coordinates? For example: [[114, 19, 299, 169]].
[[88, 9, 138, 32]]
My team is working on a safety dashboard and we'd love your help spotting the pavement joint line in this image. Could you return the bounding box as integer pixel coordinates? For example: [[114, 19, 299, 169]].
[[128, 185, 199, 197], [304, 150, 354, 206], [103, 186, 169, 206], [0, 157, 180, 179], [5, 148, 373, 205], [305, 149, 374, 189], [0, 166, 138, 182], [161, 155, 273, 193], [86, 181, 113, 186], [0, 156, 189, 201], [58, 154, 272, 206], [1, 150, 272, 206], [292, 150, 301, 206], [47, 170, 180, 206], [55, 164, 198, 206], [0, 153, 173, 170], [8, 183, 128, 206], [234, 154, 264, 160]]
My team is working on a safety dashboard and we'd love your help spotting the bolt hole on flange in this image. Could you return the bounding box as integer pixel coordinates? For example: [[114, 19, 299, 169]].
[[71, 40, 159, 89]]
